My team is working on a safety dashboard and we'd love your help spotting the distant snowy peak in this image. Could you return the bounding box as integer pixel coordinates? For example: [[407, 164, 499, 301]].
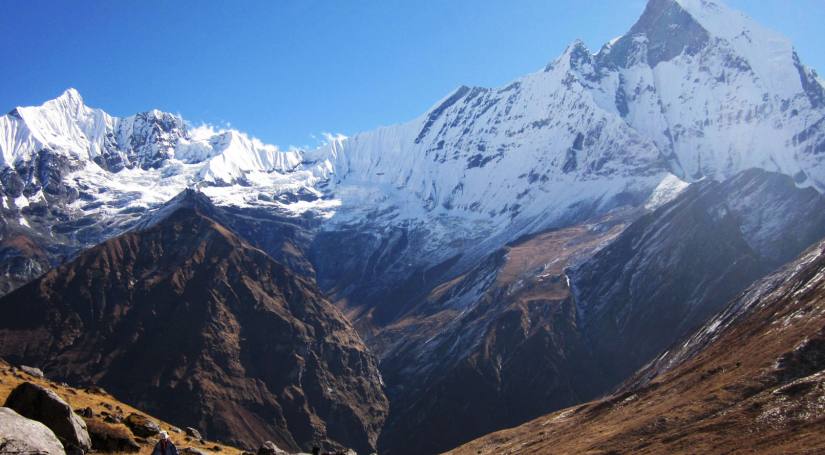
[[1, 88, 114, 167], [1, 0, 824, 272], [0, 88, 304, 184]]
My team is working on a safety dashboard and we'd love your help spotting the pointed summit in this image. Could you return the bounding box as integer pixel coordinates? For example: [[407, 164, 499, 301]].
[[600, 0, 709, 68], [133, 188, 220, 231], [49, 87, 86, 112], [546, 39, 593, 72]]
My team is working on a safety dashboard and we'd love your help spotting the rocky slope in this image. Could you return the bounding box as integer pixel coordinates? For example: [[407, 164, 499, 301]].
[[447, 229, 825, 455], [373, 168, 825, 454], [0, 358, 247, 454], [0, 191, 387, 453], [0, 0, 823, 453], [2, 0, 823, 299], [573, 168, 825, 381]]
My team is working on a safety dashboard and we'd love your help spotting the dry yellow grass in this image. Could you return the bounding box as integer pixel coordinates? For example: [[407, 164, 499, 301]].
[[0, 359, 245, 455]]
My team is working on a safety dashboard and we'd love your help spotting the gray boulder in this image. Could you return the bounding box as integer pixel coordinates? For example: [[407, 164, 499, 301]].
[[0, 406, 66, 454], [180, 448, 209, 455], [3, 382, 91, 451], [257, 441, 287, 455], [123, 412, 161, 437], [19, 365, 44, 378], [185, 426, 202, 439]]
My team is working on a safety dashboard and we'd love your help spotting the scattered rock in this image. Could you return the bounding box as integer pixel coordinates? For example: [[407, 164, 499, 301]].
[[19, 365, 44, 378], [0, 407, 65, 455], [123, 412, 161, 438], [76, 407, 93, 418], [3, 382, 92, 451], [257, 441, 287, 455], [86, 385, 108, 395], [181, 448, 208, 455], [84, 417, 141, 452], [185, 426, 202, 439]]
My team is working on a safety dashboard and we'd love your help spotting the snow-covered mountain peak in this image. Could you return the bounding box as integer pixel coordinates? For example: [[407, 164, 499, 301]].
[[48, 87, 85, 112], [546, 39, 595, 76], [1, 0, 824, 286]]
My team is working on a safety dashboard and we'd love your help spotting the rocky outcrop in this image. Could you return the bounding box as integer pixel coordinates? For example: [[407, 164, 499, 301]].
[[0, 407, 66, 455], [3, 382, 91, 452], [257, 441, 288, 455], [0, 191, 388, 453], [123, 413, 161, 438]]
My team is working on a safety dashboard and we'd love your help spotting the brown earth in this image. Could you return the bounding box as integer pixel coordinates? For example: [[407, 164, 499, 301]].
[[0, 192, 387, 453], [446, 238, 825, 455], [0, 358, 243, 454]]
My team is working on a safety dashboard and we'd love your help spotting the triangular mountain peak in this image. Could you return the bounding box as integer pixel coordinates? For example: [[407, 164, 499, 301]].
[[600, 0, 710, 68], [132, 188, 221, 231]]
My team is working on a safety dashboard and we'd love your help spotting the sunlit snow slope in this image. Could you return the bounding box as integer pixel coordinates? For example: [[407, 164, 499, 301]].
[[0, 0, 823, 276]]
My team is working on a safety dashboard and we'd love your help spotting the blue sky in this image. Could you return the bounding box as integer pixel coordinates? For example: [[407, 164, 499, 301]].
[[2, 0, 823, 148]]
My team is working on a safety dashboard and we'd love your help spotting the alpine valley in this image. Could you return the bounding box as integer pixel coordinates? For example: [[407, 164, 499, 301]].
[[1, 0, 825, 453]]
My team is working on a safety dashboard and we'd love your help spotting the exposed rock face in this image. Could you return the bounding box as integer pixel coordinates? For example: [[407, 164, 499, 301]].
[[575, 169, 825, 381], [184, 426, 202, 440], [123, 413, 161, 438], [448, 232, 825, 455], [0, 406, 66, 455], [0, 229, 54, 295], [257, 441, 288, 455], [375, 169, 825, 454], [0, 1, 822, 453], [0, 191, 388, 453], [374, 209, 637, 454], [3, 382, 92, 452], [19, 365, 44, 378]]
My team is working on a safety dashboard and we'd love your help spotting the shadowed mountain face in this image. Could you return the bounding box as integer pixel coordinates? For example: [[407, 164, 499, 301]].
[[0, 1, 823, 453], [0, 191, 388, 453], [374, 169, 825, 455], [574, 168, 825, 381], [448, 232, 825, 455]]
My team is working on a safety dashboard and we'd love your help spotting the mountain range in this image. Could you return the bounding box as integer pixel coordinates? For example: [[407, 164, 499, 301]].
[[1, 0, 825, 453]]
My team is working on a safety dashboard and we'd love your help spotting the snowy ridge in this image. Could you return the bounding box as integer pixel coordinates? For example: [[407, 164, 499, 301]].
[[0, 0, 824, 272]]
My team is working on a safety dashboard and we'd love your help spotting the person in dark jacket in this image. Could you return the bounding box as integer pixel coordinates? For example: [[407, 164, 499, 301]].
[[152, 431, 179, 455]]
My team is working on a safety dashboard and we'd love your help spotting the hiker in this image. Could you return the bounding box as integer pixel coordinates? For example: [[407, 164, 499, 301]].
[[152, 431, 179, 455]]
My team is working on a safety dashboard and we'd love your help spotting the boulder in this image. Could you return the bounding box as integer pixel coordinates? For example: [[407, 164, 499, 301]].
[[257, 441, 287, 455], [185, 426, 202, 439], [20, 365, 44, 378], [3, 382, 91, 451], [0, 406, 66, 455], [84, 417, 141, 452], [180, 449, 209, 455], [123, 412, 161, 437]]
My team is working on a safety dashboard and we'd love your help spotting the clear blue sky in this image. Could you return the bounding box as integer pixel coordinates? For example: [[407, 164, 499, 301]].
[[2, 0, 823, 148]]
